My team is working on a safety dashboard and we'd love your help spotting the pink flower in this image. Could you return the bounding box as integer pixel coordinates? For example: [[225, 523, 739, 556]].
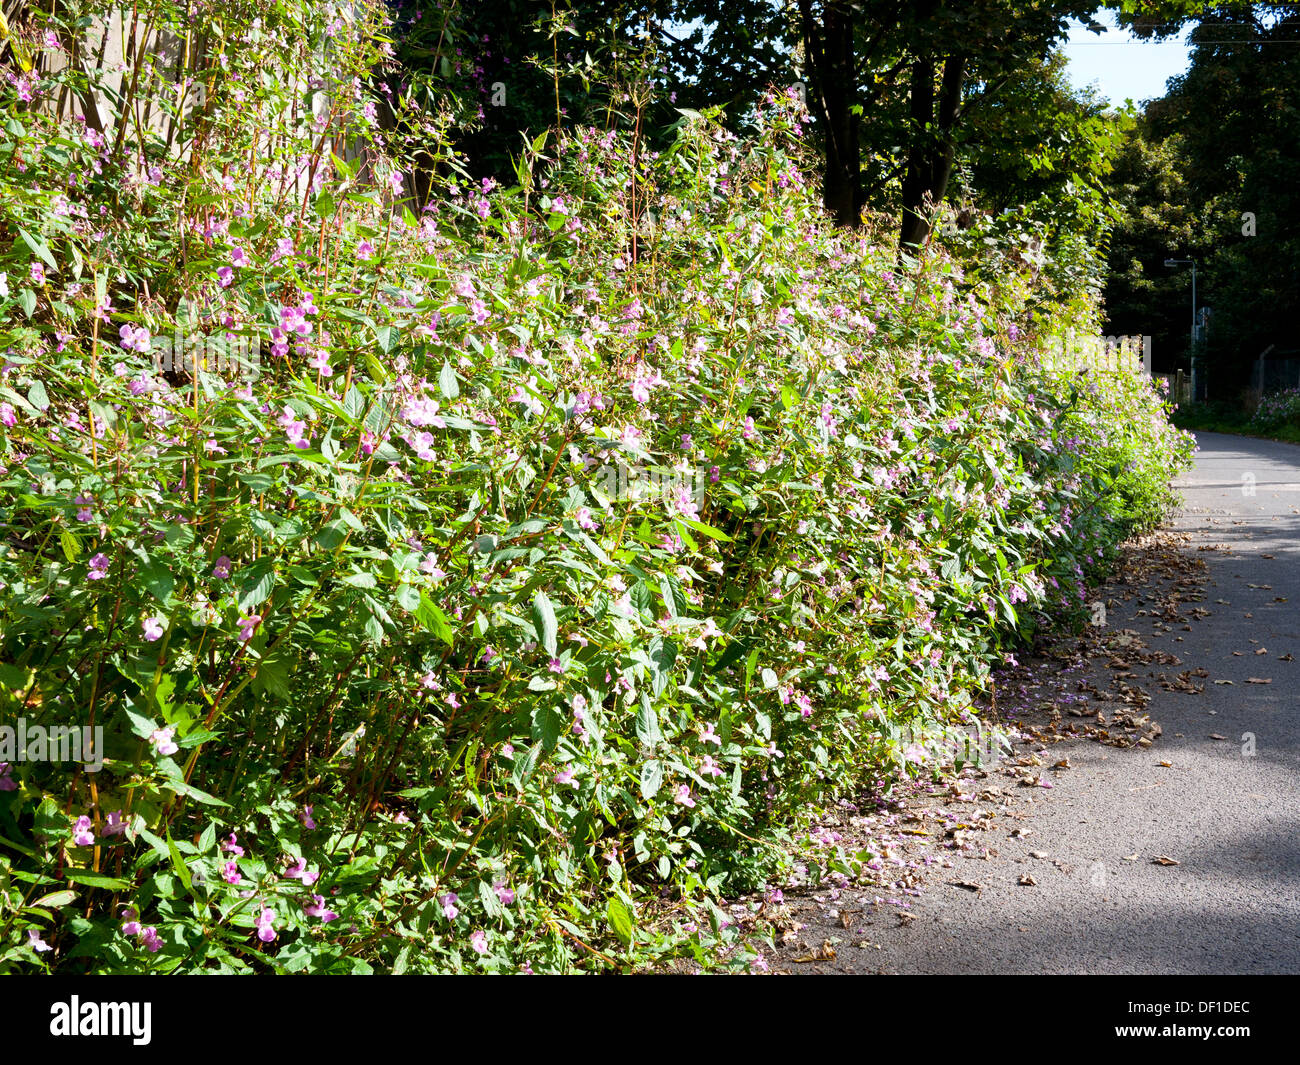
[[283, 857, 319, 885], [72, 815, 95, 846], [356, 239, 375, 260], [0, 402, 16, 427], [222, 832, 245, 857], [101, 809, 127, 837], [237, 615, 262, 642], [492, 879, 515, 906], [212, 555, 232, 579], [440, 892, 459, 920], [0, 762, 15, 791], [30, 261, 45, 284], [118, 322, 152, 353], [574, 506, 597, 531], [299, 805, 316, 830], [142, 927, 163, 952], [304, 894, 338, 922], [309, 349, 332, 377], [88, 552, 110, 580], [254, 908, 276, 943], [149, 727, 179, 756], [230, 247, 249, 268], [700, 723, 721, 746], [142, 617, 165, 642], [469, 929, 489, 954], [120, 907, 142, 937], [28, 928, 53, 953], [673, 784, 696, 808], [700, 755, 724, 778], [554, 767, 576, 786], [223, 860, 241, 885], [217, 266, 234, 288]]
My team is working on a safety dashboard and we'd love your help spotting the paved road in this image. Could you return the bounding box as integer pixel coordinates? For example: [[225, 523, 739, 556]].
[[779, 432, 1300, 974]]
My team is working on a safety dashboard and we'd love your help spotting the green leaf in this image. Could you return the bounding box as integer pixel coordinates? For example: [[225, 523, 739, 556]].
[[635, 696, 660, 748], [680, 518, 732, 542], [639, 759, 662, 800], [531, 703, 562, 750], [606, 895, 634, 946], [141, 562, 174, 606], [31, 889, 78, 908], [64, 870, 132, 890], [532, 588, 558, 657], [26, 379, 48, 411], [58, 529, 81, 563], [19, 227, 57, 271], [647, 636, 677, 698], [439, 359, 459, 399], [236, 560, 275, 611], [416, 592, 455, 645], [158, 777, 229, 807]]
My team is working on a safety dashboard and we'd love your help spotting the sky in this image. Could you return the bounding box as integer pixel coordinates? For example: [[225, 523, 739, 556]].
[[1061, 9, 1194, 106]]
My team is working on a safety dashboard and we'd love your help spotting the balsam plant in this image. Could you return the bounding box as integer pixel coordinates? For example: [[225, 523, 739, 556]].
[[0, 0, 1192, 972]]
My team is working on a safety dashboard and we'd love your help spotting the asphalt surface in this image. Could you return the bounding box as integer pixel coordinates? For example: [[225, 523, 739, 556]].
[[774, 431, 1300, 974]]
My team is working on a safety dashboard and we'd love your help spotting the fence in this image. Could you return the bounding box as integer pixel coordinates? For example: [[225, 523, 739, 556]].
[[1251, 354, 1300, 399], [2, 1, 370, 188]]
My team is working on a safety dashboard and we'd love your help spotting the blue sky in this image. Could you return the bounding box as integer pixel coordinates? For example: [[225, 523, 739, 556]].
[[1061, 9, 1193, 106]]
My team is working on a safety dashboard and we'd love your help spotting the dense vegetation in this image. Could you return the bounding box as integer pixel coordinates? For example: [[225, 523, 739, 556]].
[[1104, 2, 1300, 397], [0, 1, 1192, 973]]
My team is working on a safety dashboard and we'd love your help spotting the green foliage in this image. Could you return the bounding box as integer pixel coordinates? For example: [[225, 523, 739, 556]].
[[0, 0, 1191, 974]]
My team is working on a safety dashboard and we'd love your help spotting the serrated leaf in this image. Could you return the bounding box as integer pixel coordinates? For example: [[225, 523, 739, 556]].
[[639, 759, 662, 800], [532, 588, 558, 656], [606, 895, 634, 946], [439, 359, 459, 399]]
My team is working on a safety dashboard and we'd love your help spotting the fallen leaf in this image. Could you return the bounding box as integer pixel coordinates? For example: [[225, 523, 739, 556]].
[[1214, 679, 1234, 685], [1018, 874, 1037, 886], [1151, 856, 1180, 866], [950, 880, 982, 892], [1209, 733, 1227, 740], [1029, 850, 1049, 859], [1156, 760, 1173, 768], [1122, 853, 1139, 861], [1247, 678, 1272, 684]]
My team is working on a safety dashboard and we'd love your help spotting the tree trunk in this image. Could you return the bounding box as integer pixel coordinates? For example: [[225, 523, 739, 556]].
[[899, 53, 965, 249], [801, 0, 861, 227]]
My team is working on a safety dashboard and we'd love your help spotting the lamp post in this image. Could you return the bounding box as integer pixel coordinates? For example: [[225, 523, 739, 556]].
[[1165, 258, 1198, 397]]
